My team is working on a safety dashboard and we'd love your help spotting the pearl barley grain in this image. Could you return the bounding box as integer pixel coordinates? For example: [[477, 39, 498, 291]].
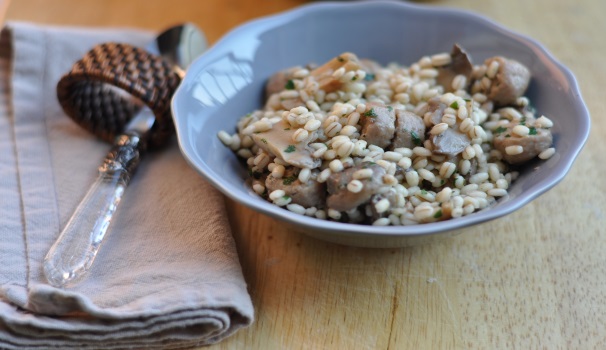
[[539, 148, 556, 160], [505, 145, 524, 155], [348, 180, 364, 193]]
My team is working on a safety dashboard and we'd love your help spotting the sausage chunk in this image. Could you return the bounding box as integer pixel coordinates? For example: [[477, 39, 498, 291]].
[[492, 118, 553, 164], [359, 103, 396, 149], [326, 163, 386, 212], [391, 109, 425, 149], [265, 170, 326, 208], [484, 56, 531, 106]]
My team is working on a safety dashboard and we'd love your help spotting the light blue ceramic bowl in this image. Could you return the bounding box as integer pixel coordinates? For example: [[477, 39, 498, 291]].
[[172, 1, 590, 247]]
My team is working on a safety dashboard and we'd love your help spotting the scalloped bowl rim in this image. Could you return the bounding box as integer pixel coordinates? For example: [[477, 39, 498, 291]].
[[172, 0, 590, 239]]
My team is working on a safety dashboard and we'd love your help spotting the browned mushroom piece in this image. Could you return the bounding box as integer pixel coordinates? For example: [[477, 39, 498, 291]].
[[359, 102, 396, 149], [492, 118, 553, 164], [484, 56, 531, 106], [367, 190, 398, 221], [251, 120, 321, 169], [431, 128, 471, 156], [265, 66, 301, 98], [326, 162, 386, 212], [426, 96, 447, 125], [265, 169, 326, 208], [425, 97, 471, 156], [391, 109, 426, 149], [309, 52, 361, 93], [436, 44, 474, 92]]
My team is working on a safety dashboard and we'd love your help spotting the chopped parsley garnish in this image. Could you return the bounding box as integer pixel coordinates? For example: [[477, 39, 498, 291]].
[[519, 116, 527, 126], [282, 175, 297, 185], [494, 126, 508, 134], [260, 138, 268, 144], [433, 209, 443, 219], [284, 127, 291, 130], [337, 56, 345, 62], [364, 73, 375, 81], [245, 113, 252, 118], [284, 79, 295, 90], [387, 106, 393, 112], [284, 145, 296, 153], [450, 101, 459, 109], [505, 134, 511, 138], [363, 108, 378, 118], [352, 76, 358, 81], [421, 189, 428, 195], [528, 126, 538, 135], [283, 195, 291, 200], [411, 131, 422, 146]]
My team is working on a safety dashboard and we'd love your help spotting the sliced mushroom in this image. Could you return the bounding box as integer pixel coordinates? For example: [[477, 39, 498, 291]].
[[265, 169, 326, 208], [359, 102, 396, 149], [391, 109, 426, 149], [309, 52, 361, 92], [265, 66, 301, 98], [326, 162, 386, 212], [251, 120, 321, 169], [367, 190, 398, 222], [431, 128, 471, 156], [426, 97, 447, 126], [436, 44, 473, 92]]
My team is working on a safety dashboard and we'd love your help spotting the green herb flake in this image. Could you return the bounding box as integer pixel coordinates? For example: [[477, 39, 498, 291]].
[[450, 101, 459, 109], [364, 73, 375, 81], [352, 76, 358, 81], [283, 195, 291, 200], [282, 175, 297, 185], [528, 126, 538, 135], [411, 131, 422, 146], [505, 134, 511, 138], [519, 116, 527, 126], [337, 56, 345, 63], [284, 145, 296, 153], [284, 79, 295, 90], [494, 126, 508, 134], [421, 189, 428, 195], [433, 209, 443, 219], [363, 108, 378, 118], [387, 106, 393, 112], [284, 127, 291, 131], [245, 113, 252, 118], [441, 179, 445, 185], [260, 138, 268, 144]]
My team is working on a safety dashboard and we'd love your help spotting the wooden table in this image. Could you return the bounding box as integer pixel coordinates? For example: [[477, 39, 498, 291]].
[[7, 0, 605, 348]]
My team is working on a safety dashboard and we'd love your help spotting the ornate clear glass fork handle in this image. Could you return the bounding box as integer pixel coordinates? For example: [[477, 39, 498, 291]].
[[43, 130, 145, 287]]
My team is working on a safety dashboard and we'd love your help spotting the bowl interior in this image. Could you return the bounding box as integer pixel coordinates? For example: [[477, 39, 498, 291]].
[[172, 1, 589, 241]]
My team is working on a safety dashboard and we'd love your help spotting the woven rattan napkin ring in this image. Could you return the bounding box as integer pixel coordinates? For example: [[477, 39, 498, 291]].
[[56, 42, 181, 148]]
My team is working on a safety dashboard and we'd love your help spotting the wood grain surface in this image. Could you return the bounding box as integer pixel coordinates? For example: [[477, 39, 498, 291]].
[[6, 0, 606, 349]]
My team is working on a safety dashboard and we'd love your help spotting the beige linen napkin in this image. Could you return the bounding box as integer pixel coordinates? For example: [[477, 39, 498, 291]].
[[0, 22, 253, 349]]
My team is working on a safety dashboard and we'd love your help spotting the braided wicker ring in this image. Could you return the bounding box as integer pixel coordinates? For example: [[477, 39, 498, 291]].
[[56, 42, 182, 148]]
